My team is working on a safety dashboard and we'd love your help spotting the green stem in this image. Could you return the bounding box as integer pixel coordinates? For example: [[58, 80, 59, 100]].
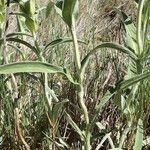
[[137, 0, 145, 55], [71, 24, 81, 72], [71, 23, 89, 125], [85, 127, 91, 150], [71, 22, 90, 149]]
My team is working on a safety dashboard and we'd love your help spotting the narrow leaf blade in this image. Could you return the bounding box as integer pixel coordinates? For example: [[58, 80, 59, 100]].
[[133, 118, 143, 150], [65, 112, 84, 139], [0, 61, 76, 84]]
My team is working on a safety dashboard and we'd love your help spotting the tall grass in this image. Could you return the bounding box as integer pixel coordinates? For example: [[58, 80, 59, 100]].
[[0, 0, 150, 149]]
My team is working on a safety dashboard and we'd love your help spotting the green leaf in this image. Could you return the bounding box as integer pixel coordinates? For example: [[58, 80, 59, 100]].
[[43, 38, 86, 54], [12, 0, 21, 3], [10, 10, 37, 33], [137, 0, 146, 55], [44, 38, 72, 50], [10, 12, 31, 20], [19, 1, 29, 15], [7, 32, 32, 38], [45, 1, 54, 18], [29, 0, 35, 16], [10, 13, 26, 36], [0, 0, 4, 11], [58, 138, 70, 149], [62, 0, 79, 28], [118, 71, 150, 90], [95, 91, 115, 113], [116, 9, 138, 54], [65, 112, 84, 140], [20, 0, 35, 16], [0, 61, 76, 84], [92, 70, 150, 125], [133, 118, 143, 150], [25, 17, 37, 33], [0, 12, 4, 23], [6, 37, 38, 54], [54, 0, 63, 17], [81, 42, 137, 77], [134, 0, 139, 4]]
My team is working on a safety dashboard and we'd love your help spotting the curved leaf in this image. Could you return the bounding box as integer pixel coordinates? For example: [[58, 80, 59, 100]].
[[9, 12, 31, 20], [44, 38, 73, 50], [81, 42, 137, 76], [9, 12, 37, 33], [7, 32, 33, 38], [43, 38, 86, 54], [16, 15, 25, 33], [6, 37, 38, 54], [0, 61, 76, 84]]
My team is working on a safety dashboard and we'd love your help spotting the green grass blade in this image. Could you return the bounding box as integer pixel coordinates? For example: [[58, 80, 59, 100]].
[[52, 99, 69, 118], [133, 118, 143, 150], [0, 61, 63, 73], [65, 112, 84, 140], [6, 37, 38, 54], [0, 61, 76, 84]]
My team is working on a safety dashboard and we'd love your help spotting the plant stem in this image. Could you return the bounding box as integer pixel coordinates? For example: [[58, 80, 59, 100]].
[[137, 0, 145, 55], [71, 23, 81, 72], [71, 21, 90, 149], [85, 128, 91, 150], [71, 23, 89, 125]]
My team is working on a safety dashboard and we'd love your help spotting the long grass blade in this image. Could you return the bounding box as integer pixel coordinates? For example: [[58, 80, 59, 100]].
[[0, 61, 76, 84], [133, 118, 143, 150]]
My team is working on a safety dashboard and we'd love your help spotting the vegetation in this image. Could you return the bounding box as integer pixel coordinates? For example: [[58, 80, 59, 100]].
[[0, 0, 150, 149]]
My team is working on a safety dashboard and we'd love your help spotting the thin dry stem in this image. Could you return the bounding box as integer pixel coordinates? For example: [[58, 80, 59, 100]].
[[15, 108, 30, 150]]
